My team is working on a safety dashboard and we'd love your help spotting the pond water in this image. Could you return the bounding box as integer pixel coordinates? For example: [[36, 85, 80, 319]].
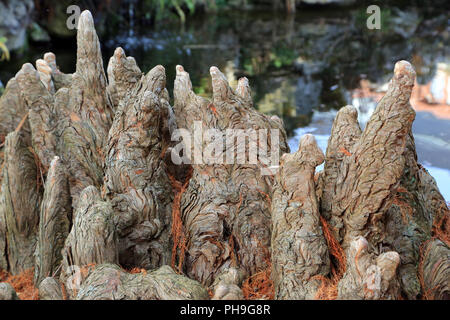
[[1, 7, 449, 199]]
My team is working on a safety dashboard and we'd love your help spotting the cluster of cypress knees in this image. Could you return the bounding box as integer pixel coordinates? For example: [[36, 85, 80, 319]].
[[0, 10, 448, 300]]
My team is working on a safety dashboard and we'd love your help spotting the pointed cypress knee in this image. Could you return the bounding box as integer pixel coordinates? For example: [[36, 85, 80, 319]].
[[271, 134, 330, 299]]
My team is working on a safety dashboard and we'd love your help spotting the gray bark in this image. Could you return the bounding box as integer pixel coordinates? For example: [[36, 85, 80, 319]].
[[34, 156, 71, 285], [76, 263, 209, 300], [104, 61, 174, 270], [0, 282, 19, 300], [173, 66, 288, 286], [271, 134, 330, 299], [61, 186, 118, 282], [59, 10, 114, 207], [38, 277, 64, 300], [0, 131, 41, 275]]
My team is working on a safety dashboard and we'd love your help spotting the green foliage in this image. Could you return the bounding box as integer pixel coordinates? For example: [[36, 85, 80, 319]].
[[0, 37, 10, 62], [270, 47, 297, 69], [142, 0, 200, 23], [142, 0, 232, 23]]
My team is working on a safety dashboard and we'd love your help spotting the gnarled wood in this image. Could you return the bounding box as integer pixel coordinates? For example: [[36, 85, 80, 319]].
[[0, 131, 41, 274], [271, 134, 329, 299], [106, 47, 142, 110], [104, 63, 174, 270], [15, 63, 57, 170], [62, 186, 118, 277], [328, 61, 417, 249], [420, 239, 450, 300], [337, 237, 400, 299], [59, 10, 114, 207], [174, 65, 288, 286], [34, 156, 71, 286], [76, 264, 209, 300], [38, 277, 63, 300]]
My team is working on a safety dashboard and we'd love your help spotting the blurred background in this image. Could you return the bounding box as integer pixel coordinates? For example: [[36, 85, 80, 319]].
[[0, 0, 449, 199]]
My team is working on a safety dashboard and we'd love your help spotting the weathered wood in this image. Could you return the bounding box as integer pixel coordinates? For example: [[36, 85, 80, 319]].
[[0, 77, 30, 144], [0, 7, 448, 300], [420, 239, 450, 300], [38, 277, 64, 300], [319, 105, 361, 242], [104, 63, 174, 270], [62, 186, 118, 277], [327, 61, 416, 249], [211, 267, 245, 300], [271, 134, 330, 299], [43, 52, 73, 91], [34, 156, 71, 286], [173, 65, 288, 286], [15, 63, 57, 170], [0, 131, 41, 274], [337, 236, 400, 299], [76, 264, 209, 300], [106, 47, 142, 110], [0, 282, 19, 300], [59, 10, 114, 207]]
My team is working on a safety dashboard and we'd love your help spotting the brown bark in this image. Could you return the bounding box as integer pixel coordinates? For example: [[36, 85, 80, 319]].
[[34, 156, 71, 286], [319, 105, 361, 242], [320, 61, 416, 250], [75, 264, 209, 300], [271, 134, 330, 299], [173, 65, 288, 286], [0, 8, 448, 300], [420, 239, 450, 300]]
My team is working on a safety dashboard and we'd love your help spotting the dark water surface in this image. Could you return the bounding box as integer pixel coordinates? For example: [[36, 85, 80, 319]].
[[1, 7, 449, 199]]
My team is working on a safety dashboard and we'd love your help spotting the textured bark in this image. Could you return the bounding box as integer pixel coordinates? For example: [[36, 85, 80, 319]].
[[62, 186, 118, 276], [104, 63, 173, 270], [59, 10, 114, 207], [328, 61, 416, 249], [271, 134, 330, 299], [38, 277, 63, 300], [0, 208, 6, 271], [0, 7, 448, 300], [174, 65, 289, 286], [106, 47, 142, 110], [211, 267, 245, 300], [34, 156, 71, 286], [0, 282, 19, 300], [319, 105, 361, 242], [43, 52, 73, 91], [36, 59, 55, 93], [0, 77, 30, 144], [337, 237, 400, 299], [76, 264, 209, 300], [0, 131, 41, 274], [15, 63, 58, 170], [420, 239, 450, 300]]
